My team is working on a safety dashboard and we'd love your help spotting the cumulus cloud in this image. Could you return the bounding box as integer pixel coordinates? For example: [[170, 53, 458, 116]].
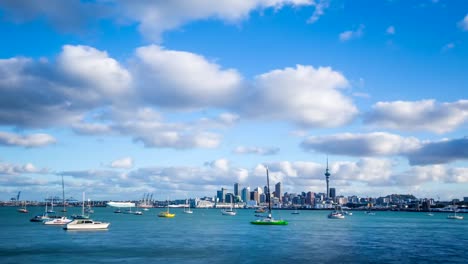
[[110, 157, 134, 169], [58, 45, 132, 100], [0, 161, 48, 175], [115, 0, 315, 41], [233, 146, 280, 155], [407, 138, 468, 165], [0, 132, 56, 147], [301, 132, 421, 156], [132, 45, 242, 109], [243, 65, 357, 127], [339, 24, 365, 41], [364, 100, 468, 133], [0, 57, 82, 128], [458, 14, 468, 31]]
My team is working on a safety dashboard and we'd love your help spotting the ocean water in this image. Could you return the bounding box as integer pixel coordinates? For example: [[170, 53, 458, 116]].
[[0, 207, 466, 263]]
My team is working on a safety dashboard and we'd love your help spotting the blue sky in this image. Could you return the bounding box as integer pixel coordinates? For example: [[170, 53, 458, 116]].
[[1, 0, 467, 202]]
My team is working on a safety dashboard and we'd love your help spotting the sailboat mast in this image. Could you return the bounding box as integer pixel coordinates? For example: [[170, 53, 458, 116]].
[[266, 167, 272, 215], [62, 175, 66, 213]]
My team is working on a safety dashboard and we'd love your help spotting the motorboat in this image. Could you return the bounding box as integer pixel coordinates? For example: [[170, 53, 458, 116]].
[[64, 219, 110, 230], [43, 216, 72, 225], [30, 214, 51, 222]]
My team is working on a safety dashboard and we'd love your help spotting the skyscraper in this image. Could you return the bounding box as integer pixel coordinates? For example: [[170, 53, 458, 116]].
[[329, 188, 336, 198], [234, 183, 239, 196], [241, 187, 250, 202], [275, 182, 282, 202], [325, 158, 330, 200]]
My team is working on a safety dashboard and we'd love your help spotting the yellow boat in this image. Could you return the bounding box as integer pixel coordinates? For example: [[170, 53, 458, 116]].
[[158, 211, 175, 218], [158, 201, 175, 218]]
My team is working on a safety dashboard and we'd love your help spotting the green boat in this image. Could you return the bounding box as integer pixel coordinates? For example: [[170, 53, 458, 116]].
[[250, 167, 288, 226], [250, 217, 288, 225]]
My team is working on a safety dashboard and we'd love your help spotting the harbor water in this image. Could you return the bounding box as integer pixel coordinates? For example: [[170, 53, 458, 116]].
[[1, 207, 467, 263]]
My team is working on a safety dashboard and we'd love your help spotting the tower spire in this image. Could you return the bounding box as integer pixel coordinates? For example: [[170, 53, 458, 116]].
[[325, 156, 330, 200]]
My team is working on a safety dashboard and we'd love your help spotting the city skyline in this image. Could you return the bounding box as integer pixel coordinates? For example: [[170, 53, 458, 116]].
[[1, 1, 468, 201]]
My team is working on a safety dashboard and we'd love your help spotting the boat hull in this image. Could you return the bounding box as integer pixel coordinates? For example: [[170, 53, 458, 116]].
[[250, 219, 288, 225], [65, 220, 110, 230]]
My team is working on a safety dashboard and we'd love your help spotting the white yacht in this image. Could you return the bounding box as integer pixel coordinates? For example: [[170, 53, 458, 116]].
[[64, 219, 110, 230], [221, 206, 236, 216], [43, 216, 72, 225]]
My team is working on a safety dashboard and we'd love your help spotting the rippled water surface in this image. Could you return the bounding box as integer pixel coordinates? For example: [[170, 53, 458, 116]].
[[1, 207, 467, 263]]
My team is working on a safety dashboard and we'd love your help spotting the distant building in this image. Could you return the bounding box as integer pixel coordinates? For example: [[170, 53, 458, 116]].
[[464, 197, 468, 203], [275, 182, 282, 202], [241, 187, 250, 202], [217, 188, 227, 203], [234, 183, 240, 196], [329, 188, 336, 198], [306, 192, 315, 205]]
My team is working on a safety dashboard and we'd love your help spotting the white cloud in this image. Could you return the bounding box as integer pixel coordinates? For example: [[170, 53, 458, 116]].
[[307, 0, 330, 24], [116, 0, 315, 42], [244, 65, 357, 127], [364, 100, 468, 133], [58, 45, 132, 100], [339, 24, 365, 41], [133, 45, 243, 109], [301, 132, 421, 156], [233, 146, 280, 155], [0, 161, 48, 175], [110, 157, 134, 169], [0, 131, 56, 147], [458, 14, 468, 31], [386, 25, 395, 35]]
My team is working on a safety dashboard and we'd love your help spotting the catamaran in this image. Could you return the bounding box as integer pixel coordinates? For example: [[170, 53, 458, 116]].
[[251, 167, 288, 225]]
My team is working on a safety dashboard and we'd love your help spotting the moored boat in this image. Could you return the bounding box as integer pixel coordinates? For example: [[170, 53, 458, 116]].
[[43, 216, 72, 225], [250, 167, 288, 226], [64, 219, 110, 230]]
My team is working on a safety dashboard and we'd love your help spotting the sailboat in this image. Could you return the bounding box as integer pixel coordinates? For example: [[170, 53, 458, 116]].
[[291, 206, 300, 215], [158, 200, 175, 218], [72, 192, 90, 219], [221, 203, 236, 216], [251, 167, 288, 225], [328, 205, 345, 219], [183, 199, 193, 214], [17, 201, 28, 213], [447, 205, 464, 220], [44, 176, 71, 225]]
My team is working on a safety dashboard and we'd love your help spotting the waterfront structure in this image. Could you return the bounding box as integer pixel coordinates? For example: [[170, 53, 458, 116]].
[[275, 182, 282, 202], [325, 158, 331, 200]]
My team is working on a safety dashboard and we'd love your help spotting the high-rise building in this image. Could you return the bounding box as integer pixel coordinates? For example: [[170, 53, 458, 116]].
[[275, 182, 282, 202], [329, 188, 336, 198], [216, 188, 227, 203], [234, 183, 240, 196], [241, 187, 250, 202]]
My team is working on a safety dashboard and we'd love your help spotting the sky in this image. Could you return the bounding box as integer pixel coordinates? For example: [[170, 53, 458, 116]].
[[0, 0, 467, 202]]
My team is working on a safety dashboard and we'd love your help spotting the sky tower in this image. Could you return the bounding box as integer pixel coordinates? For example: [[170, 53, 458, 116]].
[[325, 157, 330, 200]]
